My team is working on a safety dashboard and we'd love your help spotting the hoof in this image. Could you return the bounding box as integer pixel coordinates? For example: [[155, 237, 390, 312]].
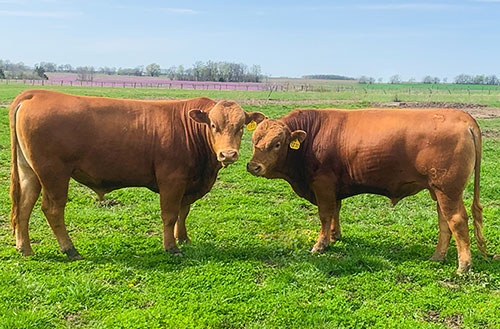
[[456, 262, 472, 274], [311, 243, 327, 254], [166, 247, 183, 257], [177, 237, 191, 245], [17, 247, 35, 257], [331, 233, 341, 242], [429, 253, 447, 263], [63, 246, 83, 261]]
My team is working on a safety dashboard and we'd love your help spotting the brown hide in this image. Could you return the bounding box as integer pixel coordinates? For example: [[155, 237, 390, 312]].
[[10, 89, 265, 259], [248, 108, 488, 273]]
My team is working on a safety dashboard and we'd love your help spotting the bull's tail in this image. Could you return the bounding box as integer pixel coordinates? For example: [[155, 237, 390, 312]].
[[9, 92, 33, 233], [469, 124, 488, 259]]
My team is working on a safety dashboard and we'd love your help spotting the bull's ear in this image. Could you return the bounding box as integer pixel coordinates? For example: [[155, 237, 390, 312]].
[[188, 109, 210, 125], [245, 111, 267, 125], [290, 130, 307, 143]]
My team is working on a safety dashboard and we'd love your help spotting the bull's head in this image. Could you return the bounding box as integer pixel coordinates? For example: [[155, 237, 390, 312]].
[[247, 119, 306, 177], [189, 100, 265, 167]]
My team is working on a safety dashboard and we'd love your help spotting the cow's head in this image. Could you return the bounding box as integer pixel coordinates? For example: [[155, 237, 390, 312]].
[[189, 100, 266, 167], [247, 119, 306, 177]]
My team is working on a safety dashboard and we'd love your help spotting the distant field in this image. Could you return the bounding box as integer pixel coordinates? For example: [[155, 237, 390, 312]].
[[1, 82, 500, 108], [266, 77, 359, 85], [0, 87, 499, 328]]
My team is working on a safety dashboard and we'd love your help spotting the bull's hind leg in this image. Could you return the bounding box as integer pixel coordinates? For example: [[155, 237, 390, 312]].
[[40, 174, 82, 260], [330, 200, 342, 242], [174, 204, 191, 244], [429, 203, 452, 262], [15, 159, 41, 256], [435, 191, 472, 273]]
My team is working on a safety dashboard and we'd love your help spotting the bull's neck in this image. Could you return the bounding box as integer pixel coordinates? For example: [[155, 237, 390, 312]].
[[183, 111, 220, 168], [203, 127, 217, 158], [275, 116, 322, 204]]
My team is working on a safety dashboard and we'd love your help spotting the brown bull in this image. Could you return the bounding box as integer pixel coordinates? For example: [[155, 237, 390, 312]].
[[247, 108, 489, 273], [10, 89, 265, 259]]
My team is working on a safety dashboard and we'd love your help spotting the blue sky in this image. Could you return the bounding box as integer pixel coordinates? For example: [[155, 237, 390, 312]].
[[1, 0, 499, 81]]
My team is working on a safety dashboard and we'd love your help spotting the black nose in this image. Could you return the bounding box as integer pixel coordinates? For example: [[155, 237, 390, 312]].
[[247, 162, 262, 174], [219, 150, 238, 162]]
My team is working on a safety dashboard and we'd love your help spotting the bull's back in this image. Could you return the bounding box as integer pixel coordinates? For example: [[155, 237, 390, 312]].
[[321, 108, 477, 199], [13, 90, 206, 189]]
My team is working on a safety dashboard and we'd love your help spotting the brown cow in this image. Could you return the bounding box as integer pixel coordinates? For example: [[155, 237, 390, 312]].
[[247, 108, 489, 273], [10, 89, 265, 259]]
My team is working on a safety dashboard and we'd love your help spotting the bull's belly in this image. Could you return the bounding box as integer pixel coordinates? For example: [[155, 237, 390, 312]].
[[338, 181, 426, 204], [72, 169, 157, 195], [72, 166, 219, 205]]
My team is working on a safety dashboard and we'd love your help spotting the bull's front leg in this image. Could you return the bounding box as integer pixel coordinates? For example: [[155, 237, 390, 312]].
[[158, 180, 186, 257], [311, 179, 337, 253]]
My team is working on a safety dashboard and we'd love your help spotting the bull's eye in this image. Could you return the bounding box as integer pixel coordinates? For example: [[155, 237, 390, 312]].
[[211, 123, 216, 130], [275, 142, 281, 149]]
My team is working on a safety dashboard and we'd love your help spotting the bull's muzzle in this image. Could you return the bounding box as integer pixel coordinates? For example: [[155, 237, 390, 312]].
[[247, 161, 263, 176], [218, 150, 239, 167]]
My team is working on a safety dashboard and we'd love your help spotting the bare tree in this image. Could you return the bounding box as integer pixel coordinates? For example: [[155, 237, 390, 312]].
[[146, 63, 161, 77], [358, 76, 375, 84], [389, 75, 401, 84], [34, 64, 49, 80], [423, 76, 433, 84], [76, 66, 95, 81]]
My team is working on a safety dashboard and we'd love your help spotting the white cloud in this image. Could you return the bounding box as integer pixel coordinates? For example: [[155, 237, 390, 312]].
[[157, 7, 200, 14], [0, 0, 67, 4], [358, 3, 456, 10], [0, 10, 82, 18]]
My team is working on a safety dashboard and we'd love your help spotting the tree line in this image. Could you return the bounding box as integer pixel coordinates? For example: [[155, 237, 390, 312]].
[[358, 74, 500, 85], [0, 59, 263, 83], [302, 74, 355, 81], [1, 59, 498, 85]]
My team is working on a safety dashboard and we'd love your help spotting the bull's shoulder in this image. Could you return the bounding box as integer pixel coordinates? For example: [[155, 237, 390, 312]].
[[283, 108, 330, 119], [185, 97, 217, 108]]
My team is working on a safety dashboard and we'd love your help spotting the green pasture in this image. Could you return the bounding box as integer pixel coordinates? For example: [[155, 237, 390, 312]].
[[1, 81, 500, 107], [0, 87, 499, 328]]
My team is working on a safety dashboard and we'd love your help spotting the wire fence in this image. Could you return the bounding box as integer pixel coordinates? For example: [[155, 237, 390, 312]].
[[0, 78, 273, 91], [2, 79, 500, 97]]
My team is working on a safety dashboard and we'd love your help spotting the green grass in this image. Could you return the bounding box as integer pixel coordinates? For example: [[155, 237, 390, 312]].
[[0, 88, 499, 328]]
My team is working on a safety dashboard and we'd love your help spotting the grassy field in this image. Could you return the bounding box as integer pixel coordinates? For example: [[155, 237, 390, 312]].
[[0, 86, 499, 328], [1, 82, 500, 108]]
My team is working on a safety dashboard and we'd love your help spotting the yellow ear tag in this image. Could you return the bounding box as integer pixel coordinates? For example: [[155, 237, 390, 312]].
[[247, 120, 257, 131], [289, 139, 300, 150]]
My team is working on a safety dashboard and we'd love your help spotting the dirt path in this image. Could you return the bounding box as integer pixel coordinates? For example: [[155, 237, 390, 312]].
[[370, 101, 500, 119]]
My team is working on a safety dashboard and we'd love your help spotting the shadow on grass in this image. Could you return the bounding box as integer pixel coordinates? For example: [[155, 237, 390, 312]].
[[5, 229, 496, 277], [75, 235, 490, 277]]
